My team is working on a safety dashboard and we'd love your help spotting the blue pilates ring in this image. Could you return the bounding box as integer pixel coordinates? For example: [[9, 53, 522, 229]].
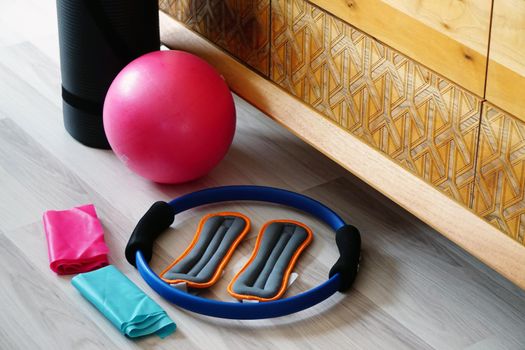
[[126, 185, 361, 319]]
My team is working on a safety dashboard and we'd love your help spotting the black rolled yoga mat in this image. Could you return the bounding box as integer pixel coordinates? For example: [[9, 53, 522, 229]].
[[57, 0, 160, 149]]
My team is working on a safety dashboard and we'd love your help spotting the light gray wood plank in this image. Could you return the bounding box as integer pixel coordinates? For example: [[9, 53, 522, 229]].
[[0, 0, 57, 47], [0, 232, 124, 350], [0, 41, 61, 104], [304, 176, 525, 349], [0, 118, 91, 231]]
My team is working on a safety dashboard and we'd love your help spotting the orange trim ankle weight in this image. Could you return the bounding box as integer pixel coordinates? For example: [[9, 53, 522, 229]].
[[160, 212, 250, 288], [228, 220, 313, 302]]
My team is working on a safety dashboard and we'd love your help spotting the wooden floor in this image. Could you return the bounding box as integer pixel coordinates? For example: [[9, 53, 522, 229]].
[[1, 2, 525, 349]]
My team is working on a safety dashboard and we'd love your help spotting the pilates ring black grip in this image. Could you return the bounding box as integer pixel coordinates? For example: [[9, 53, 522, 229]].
[[126, 186, 361, 319]]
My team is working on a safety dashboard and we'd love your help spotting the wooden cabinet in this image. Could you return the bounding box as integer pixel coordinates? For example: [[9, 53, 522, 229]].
[[270, 0, 481, 205], [472, 103, 525, 244], [472, 0, 525, 244], [158, 0, 525, 286], [158, 0, 271, 76], [307, 0, 492, 96], [486, 0, 525, 120]]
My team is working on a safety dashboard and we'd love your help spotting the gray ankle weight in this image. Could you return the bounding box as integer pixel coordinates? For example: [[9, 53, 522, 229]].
[[160, 212, 250, 287], [228, 220, 313, 301]]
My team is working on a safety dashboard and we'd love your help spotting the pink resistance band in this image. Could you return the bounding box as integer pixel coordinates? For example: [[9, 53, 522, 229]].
[[43, 204, 109, 275]]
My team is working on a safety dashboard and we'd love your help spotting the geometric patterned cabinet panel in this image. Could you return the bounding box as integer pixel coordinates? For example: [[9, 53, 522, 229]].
[[270, 0, 482, 206], [159, 0, 271, 75], [472, 103, 525, 245]]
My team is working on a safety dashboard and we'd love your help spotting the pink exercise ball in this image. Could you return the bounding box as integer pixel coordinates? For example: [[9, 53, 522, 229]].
[[103, 50, 236, 183]]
